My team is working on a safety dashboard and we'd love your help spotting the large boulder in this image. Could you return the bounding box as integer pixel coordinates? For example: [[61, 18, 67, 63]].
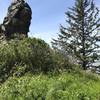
[[0, 0, 32, 39]]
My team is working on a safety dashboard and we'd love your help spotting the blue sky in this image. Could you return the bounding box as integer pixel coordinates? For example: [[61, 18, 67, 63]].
[[0, 0, 100, 44]]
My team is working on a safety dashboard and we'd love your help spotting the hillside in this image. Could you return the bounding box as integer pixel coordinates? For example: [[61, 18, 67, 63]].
[[0, 0, 100, 99], [0, 72, 100, 100], [0, 38, 100, 100]]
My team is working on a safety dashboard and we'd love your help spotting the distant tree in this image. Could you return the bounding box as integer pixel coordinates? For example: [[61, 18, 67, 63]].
[[52, 0, 100, 70]]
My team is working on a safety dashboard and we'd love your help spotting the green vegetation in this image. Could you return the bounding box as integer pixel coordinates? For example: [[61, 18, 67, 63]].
[[0, 0, 100, 99], [0, 38, 72, 83], [0, 38, 100, 100], [0, 72, 100, 100], [52, 0, 100, 70], [0, 38, 100, 99]]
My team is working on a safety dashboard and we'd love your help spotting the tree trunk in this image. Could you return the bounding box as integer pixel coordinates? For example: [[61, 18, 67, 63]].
[[82, 61, 87, 70]]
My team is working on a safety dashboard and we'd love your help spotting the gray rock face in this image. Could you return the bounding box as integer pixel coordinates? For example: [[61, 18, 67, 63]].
[[0, 0, 32, 39]]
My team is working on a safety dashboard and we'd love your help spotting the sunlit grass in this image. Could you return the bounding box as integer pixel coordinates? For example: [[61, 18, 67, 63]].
[[0, 71, 100, 100]]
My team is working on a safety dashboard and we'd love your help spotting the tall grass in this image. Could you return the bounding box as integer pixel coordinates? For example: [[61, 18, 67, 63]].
[[0, 72, 100, 100]]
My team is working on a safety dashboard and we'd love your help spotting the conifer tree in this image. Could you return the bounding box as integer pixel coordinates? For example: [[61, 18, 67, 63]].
[[52, 0, 100, 70]]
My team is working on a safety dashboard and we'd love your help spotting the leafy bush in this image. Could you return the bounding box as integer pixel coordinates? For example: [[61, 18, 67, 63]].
[[0, 72, 100, 100], [0, 38, 73, 82]]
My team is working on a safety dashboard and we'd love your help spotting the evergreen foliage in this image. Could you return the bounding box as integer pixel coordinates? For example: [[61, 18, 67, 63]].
[[52, 0, 100, 70]]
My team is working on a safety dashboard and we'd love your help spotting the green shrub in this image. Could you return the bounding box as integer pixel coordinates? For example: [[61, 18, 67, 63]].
[[0, 72, 100, 100], [0, 38, 73, 82]]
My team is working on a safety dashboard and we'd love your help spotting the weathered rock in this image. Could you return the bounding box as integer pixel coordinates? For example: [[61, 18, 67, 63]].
[[0, 0, 32, 39]]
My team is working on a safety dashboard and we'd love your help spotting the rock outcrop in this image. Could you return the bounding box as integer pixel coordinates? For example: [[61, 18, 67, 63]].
[[0, 0, 32, 39]]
